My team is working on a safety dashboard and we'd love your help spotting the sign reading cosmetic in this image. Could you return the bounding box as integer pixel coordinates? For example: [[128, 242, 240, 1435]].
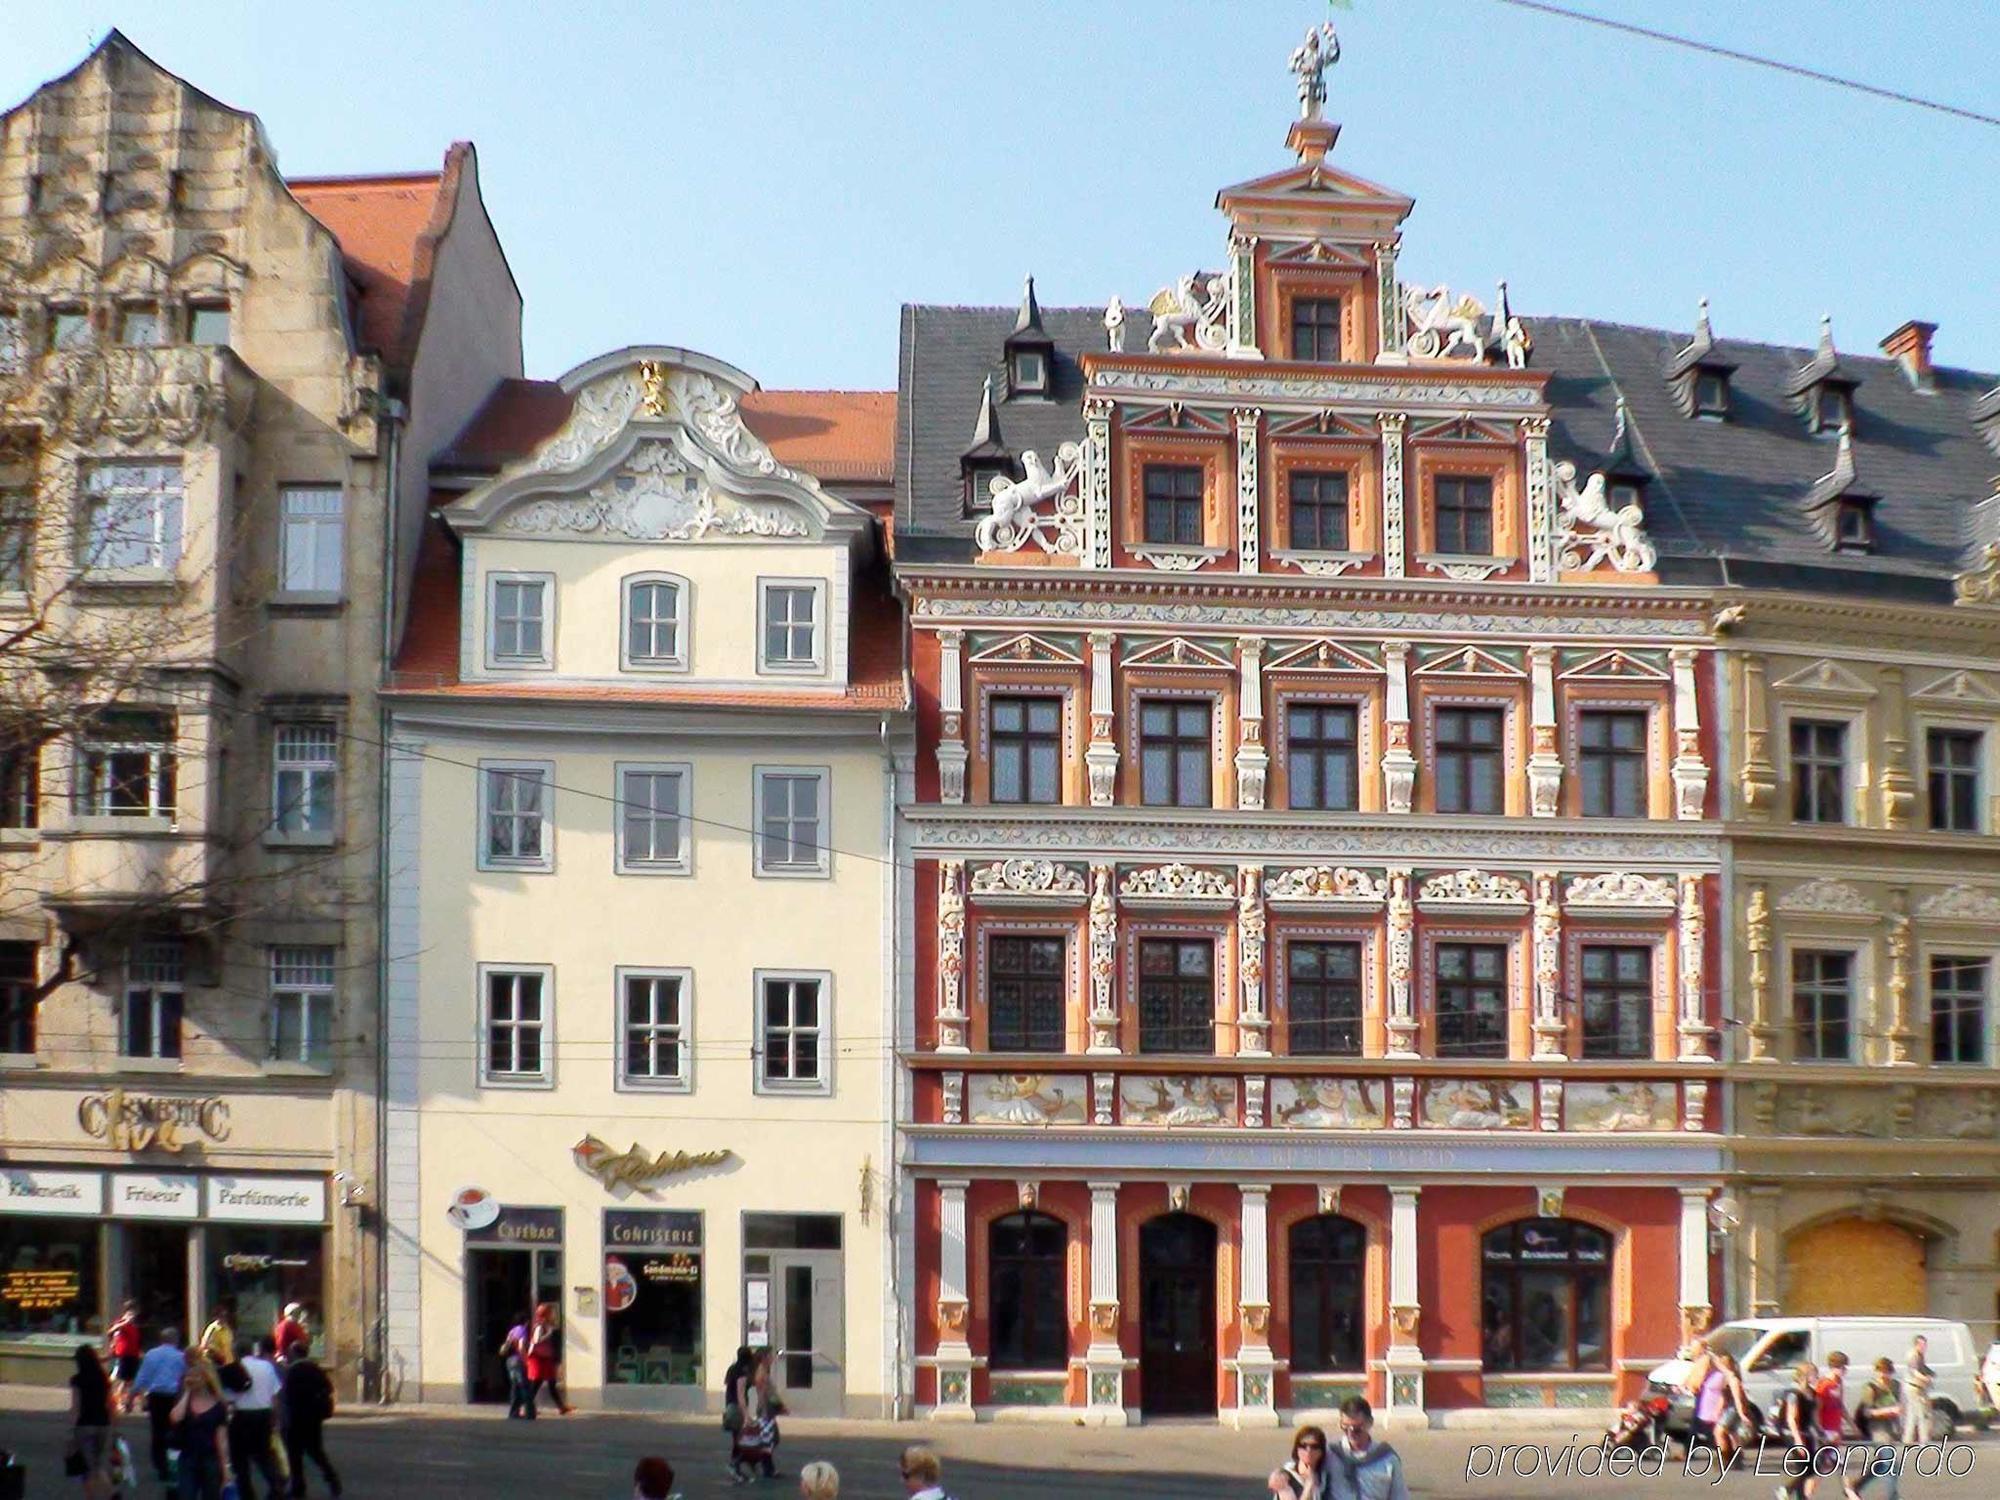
[[0, 1168, 104, 1216], [465, 1205, 563, 1247], [204, 1176, 326, 1225], [110, 1173, 202, 1220], [603, 1210, 702, 1251], [79, 1089, 231, 1152]]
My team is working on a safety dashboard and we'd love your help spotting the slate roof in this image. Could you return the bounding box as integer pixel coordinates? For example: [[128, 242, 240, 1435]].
[[895, 300, 1999, 601]]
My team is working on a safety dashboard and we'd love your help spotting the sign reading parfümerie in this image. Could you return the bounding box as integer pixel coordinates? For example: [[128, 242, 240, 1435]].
[[78, 1089, 231, 1152], [204, 1177, 326, 1224]]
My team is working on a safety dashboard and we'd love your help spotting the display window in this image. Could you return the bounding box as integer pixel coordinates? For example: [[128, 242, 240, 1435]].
[[604, 1210, 702, 1387], [0, 1218, 99, 1342], [208, 1226, 324, 1356]]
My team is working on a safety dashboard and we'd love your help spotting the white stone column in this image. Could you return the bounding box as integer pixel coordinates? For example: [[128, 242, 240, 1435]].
[[1235, 636, 1268, 810], [1087, 865, 1120, 1053], [1384, 1185, 1426, 1420], [1670, 647, 1711, 820], [1527, 644, 1561, 817], [1378, 412, 1407, 579], [1532, 871, 1566, 1057], [1678, 873, 1713, 1059], [1678, 1188, 1713, 1342], [1085, 1182, 1128, 1422], [1234, 406, 1262, 570], [1229, 1184, 1279, 1427], [935, 860, 968, 1053], [1086, 631, 1118, 807], [932, 1180, 976, 1417], [1083, 397, 1113, 570], [1237, 866, 1269, 1056], [1385, 869, 1418, 1058], [936, 629, 967, 804], [1524, 416, 1555, 583], [1381, 641, 1416, 814]]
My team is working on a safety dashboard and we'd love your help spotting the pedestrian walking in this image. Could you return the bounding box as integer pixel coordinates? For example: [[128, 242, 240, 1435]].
[[523, 1302, 574, 1415], [720, 1346, 754, 1469], [1712, 1352, 1753, 1468], [1815, 1352, 1863, 1500], [106, 1301, 144, 1414], [632, 1456, 677, 1500], [1325, 1397, 1409, 1500], [501, 1314, 532, 1418], [171, 1356, 232, 1500], [1900, 1336, 1933, 1445], [226, 1337, 286, 1500], [198, 1303, 237, 1368], [897, 1446, 949, 1500], [728, 1352, 781, 1484], [798, 1460, 838, 1500], [1268, 1424, 1330, 1497], [272, 1305, 309, 1363], [130, 1327, 188, 1485], [67, 1345, 117, 1500], [280, 1342, 340, 1499], [1774, 1362, 1821, 1500], [1855, 1359, 1903, 1441]]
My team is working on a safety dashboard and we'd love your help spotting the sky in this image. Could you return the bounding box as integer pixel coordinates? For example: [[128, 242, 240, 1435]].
[[6, 1, 1995, 391]]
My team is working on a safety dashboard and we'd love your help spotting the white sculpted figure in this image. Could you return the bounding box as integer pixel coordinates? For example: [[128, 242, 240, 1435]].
[[976, 442, 1086, 555], [1289, 21, 1340, 121], [1403, 284, 1488, 361], [1147, 273, 1230, 354], [1503, 316, 1531, 370], [1554, 460, 1657, 573], [1104, 295, 1127, 353]]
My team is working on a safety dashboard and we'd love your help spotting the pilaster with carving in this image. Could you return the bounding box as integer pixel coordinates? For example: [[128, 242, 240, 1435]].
[[1532, 872, 1566, 1057], [1670, 647, 1711, 820], [1385, 1185, 1425, 1417], [1087, 865, 1120, 1053], [1233, 406, 1262, 572], [1677, 873, 1713, 1059], [935, 861, 969, 1053], [937, 630, 968, 804], [1386, 869, 1418, 1057], [1382, 641, 1416, 813], [1886, 896, 1916, 1064], [1738, 654, 1775, 816], [1085, 1182, 1127, 1421], [1086, 631, 1119, 807], [1746, 884, 1776, 1061], [1677, 1189, 1712, 1339], [1879, 667, 1917, 827], [1523, 416, 1555, 583], [1228, 234, 1261, 359], [1231, 1184, 1279, 1426], [932, 1180, 976, 1417], [1527, 645, 1561, 817], [1082, 397, 1113, 569], [1378, 411, 1407, 578], [1235, 636, 1268, 809], [1237, 866, 1270, 1056], [1374, 240, 1405, 361]]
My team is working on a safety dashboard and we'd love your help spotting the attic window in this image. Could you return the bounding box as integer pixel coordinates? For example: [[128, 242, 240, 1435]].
[[964, 461, 1012, 517], [1608, 477, 1644, 512], [1835, 499, 1873, 553], [188, 303, 230, 346], [117, 306, 163, 347], [48, 308, 92, 352], [1009, 349, 1048, 397], [1692, 370, 1729, 420], [1812, 384, 1852, 436]]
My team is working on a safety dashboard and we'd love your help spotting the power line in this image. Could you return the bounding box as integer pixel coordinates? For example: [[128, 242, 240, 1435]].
[[1493, 0, 2000, 129]]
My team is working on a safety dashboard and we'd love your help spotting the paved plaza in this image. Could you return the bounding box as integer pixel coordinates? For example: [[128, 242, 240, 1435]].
[[1, 1395, 1994, 1499]]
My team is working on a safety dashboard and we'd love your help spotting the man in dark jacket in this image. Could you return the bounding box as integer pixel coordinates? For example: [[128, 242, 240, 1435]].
[[279, 1341, 341, 1498]]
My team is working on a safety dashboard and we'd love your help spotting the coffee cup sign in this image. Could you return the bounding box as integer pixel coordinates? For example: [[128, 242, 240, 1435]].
[[78, 1089, 230, 1153]]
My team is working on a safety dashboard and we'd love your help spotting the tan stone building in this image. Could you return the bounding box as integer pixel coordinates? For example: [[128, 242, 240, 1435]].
[[0, 32, 519, 1391]]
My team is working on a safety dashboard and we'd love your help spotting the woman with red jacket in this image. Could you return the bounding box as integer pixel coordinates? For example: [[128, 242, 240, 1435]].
[[522, 1302, 573, 1415]]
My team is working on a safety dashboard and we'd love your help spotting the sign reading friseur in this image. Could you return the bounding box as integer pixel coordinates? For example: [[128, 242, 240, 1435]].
[[572, 1135, 731, 1191], [77, 1088, 231, 1152]]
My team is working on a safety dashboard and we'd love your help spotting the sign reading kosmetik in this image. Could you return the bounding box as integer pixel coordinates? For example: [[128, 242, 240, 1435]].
[[0, 1168, 104, 1216], [204, 1176, 326, 1224]]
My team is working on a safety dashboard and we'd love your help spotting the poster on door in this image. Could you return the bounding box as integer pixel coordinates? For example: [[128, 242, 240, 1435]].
[[744, 1276, 770, 1345]]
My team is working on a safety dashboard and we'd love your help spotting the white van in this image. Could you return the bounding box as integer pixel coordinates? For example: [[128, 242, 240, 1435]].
[[1648, 1317, 1983, 1440]]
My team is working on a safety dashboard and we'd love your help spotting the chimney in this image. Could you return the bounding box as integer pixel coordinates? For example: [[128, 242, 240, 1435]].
[[1879, 319, 1937, 392]]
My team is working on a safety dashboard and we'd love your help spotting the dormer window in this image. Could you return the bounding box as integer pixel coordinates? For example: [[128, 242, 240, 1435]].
[[1002, 274, 1055, 400], [1812, 383, 1852, 436], [1692, 370, 1729, 420], [1290, 297, 1343, 362], [1009, 348, 1048, 397], [1835, 499, 1873, 553], [1608, 477, 1644, 512], [964, 460, 1012, 517]]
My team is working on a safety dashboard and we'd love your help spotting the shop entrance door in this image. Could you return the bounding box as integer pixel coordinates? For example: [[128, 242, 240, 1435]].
[[122, 1224, 190, 1344], [467, 1247, 561, 1403], [1139, 1213, 1217, 1416], [742, 1213, 845, 1416]]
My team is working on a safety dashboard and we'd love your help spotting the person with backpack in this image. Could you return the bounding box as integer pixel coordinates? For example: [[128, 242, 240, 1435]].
[[1775, 1362, 1822, 1499], [280, 1341, 340, 1498]]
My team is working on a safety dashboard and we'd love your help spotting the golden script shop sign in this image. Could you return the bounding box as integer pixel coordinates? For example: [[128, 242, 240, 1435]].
[[573, 1135, 730, 1191], [78, 1089, 231, 1152]]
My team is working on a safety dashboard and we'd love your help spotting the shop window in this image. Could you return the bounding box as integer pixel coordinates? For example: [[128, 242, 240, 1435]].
[[758, 580, 822, 672], [986, 934, 1065, 1052], [1286, 940, 1361, 1056], [754, 768, 829, 876], [1435, 942, 1508, 1058], [605, 1211, 702, 1388], [479, 763, 551, 871], [1791, 950, 1853, 1062], [617, 765, 688, 873], [1577, 710, 1647, 818], [79, 711, 176, 819], [1790, 719, 1847, 823], [1930, 956, 1987, 1066], [1481, 1218, 1610, 1372], [1141, 464, 1204, 546], [1139, 699, 1211, 808], [209, 1227, 325, 1359], [1137, 937, 1214, 1055], [188, 303, 230, 346], [1290, 297, 1343, 363], [117, 305, 164, 347], [272, 724, 338, 839], [620, 970, 689, 1089], [1287, 471, 1349, 551], [486, 574, 550, 667], [269, 946, 334, 1067], [0, 1214, 100, 1340], [1579, 945, 1652, 1060], [0, 940, 35, 1054], [989, 695, 1062, 805], [1288, 1214, 1365, 1372], [1432, 475, 1493, 555], [81, 461, 182, 572], [988, 1211, 1068, 1370], [1927, 728, 1982, 833], [278, 486, 344, 597], [758, 973, 828, 1093], [1433, 706, 1503, 815], [123, 938, 184, 1060], [1285, 703, 1357, 812], [482, 967, 549, 1084], [1, 738, 37, 829], [623, 576, 686, 669]]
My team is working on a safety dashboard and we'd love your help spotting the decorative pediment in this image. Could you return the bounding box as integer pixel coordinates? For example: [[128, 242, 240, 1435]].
[[1269, 409, 1376, 441], [1770, 659, 1877, 697], [1265, 638, 1381, 675], [1122, 402, 1229, 434], [1911, 669, 2000, 705], [1914, 884, 2000, 925], [1558, 649, 1669, 682], [967, 633, 1084, 667], [1776, 878, 1877, 918], [1264, 237, 1372, 272], [1266, 866, 1388, 903], [1563, 872, 1676, 909], [1119, 863, 1234, 902], [502, 440, 810, 540], [969, 859, 1088, 900], [1417, 869, 1529, 906], [1122, 637, 1235, 672], [1413, 645, 1525, 678], [1408, 415, 1513, 445]]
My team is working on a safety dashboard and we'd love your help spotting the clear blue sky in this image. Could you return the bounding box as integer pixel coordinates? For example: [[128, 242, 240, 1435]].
[[8, 1, 1994, 390]]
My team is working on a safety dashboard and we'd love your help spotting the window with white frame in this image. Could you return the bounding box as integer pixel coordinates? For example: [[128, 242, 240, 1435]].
[[81, 462, 182, 572], [623, 576, 686, 668], [487, 574, 551, 666], [272, 724, 338, 838], [619, 969, 689, 1089], [78, 711, 176, 818], [758, 581, 822, 672], [481, 967, 550, 1083], [757, 973, 827, 1092], [754, 768, 828, 876], [269, 946, 334, 1067], [480, 763, 552, 870], [1927, 728, 1983, 834], [278, 486, 344, 596], [1930, 955, 1987, 1066], [1791, 949, 1853, 1061], [123, 938, 184, 1060], [617, 765, 687, 873]]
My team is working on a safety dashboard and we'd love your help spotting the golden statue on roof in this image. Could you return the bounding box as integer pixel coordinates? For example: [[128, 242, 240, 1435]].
[[1289, 21, 1340, 121]]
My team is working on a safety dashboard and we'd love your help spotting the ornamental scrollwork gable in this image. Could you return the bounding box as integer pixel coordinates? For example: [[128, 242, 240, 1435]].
[[1561, 872, 1677, 910], [1265, 865, 1389, 903], [1914, 884, 2000, 925], [503, 440, 809, 540], [1416, 869, 1530, 907]]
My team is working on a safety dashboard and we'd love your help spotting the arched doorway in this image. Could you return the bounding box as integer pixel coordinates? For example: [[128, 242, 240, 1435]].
[[1139, 1213, 1217, 1415], [1289, 1214, 1366, 1374], [1784, 1218, 1927, 1315]]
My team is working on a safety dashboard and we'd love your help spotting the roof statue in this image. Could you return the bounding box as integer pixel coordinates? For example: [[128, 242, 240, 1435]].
[[1403, 283, 1488, 361], [1147, 272, 1229, 354], [1289, 22, 1340, 122], [1103, 295, 1127, 353], [1555, 461, 1657, 574], [976, 443, 1086, 556]]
